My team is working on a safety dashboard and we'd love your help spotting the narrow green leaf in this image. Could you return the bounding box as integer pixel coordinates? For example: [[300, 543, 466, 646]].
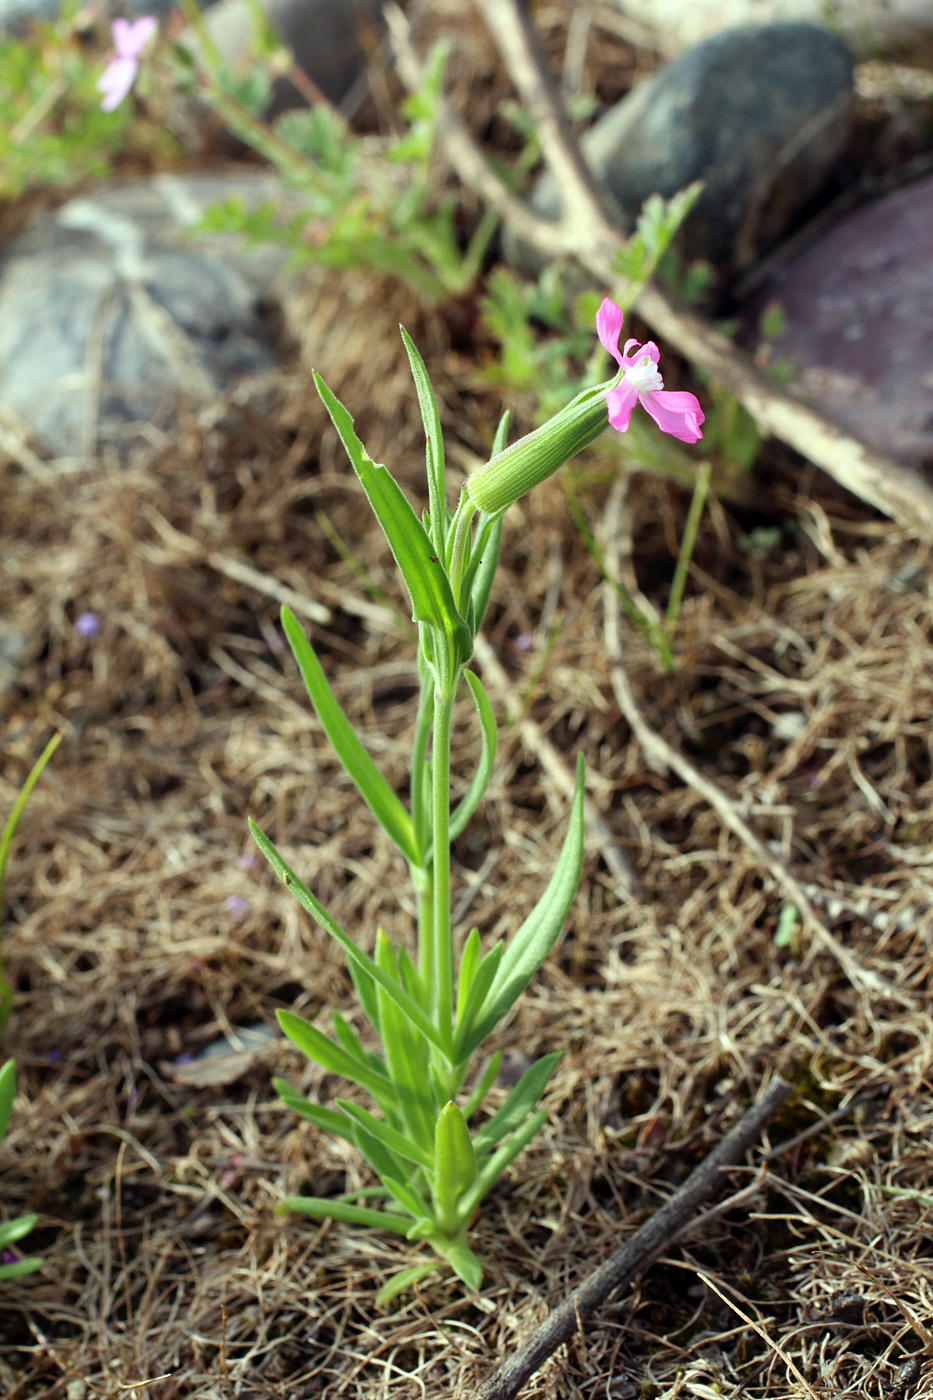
[[349, 1117, 408, 1185], [0, 1215, 38, 1249], [332, 1010, 376, 1069], [281, 606, 420, 865], [337, 1099, 434, 1172], [449, 671, 497, 841], [375, 932, 436, 1151], [457, 1108, 548, 1220], [452, 941, 503, 1061], [455, 928, 481, 1025], [249, 821, 449, 1056], [461, 754, 585, 1057], [0, 1255, 44, 1280], [347, 956, 381, 1036], [278, 1196, 413, 1234], [375, 1261, 438, 1307], [400, 325, 446, 558], [467, 512, 504, 634], [381, 1175, 433, 1222], [314, 373, 469, 668], [463, 1053, 501, 1121], [472, 1052, 560, 1156], [273, 1079, 357, 1142], [433, 1100, 476, 1234], [278, 1010, 396, 1103], [397, 946, 428, 1005], [441, 1240, 483, 1291], [0, 1059, 15, 1141]]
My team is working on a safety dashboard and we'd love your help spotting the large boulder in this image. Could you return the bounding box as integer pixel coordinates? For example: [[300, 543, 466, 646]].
[[0, 171, 297, 461], [740, 174, 933, 469], [607, 0, 933, 62], [506, 23, 854, 282]]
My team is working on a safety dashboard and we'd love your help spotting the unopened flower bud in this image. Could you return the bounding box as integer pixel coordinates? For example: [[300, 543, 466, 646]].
[[464, 384, 610, 516]]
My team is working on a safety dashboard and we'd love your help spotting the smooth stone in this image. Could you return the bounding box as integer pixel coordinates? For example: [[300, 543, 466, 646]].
[[506, 23, 853, 281], [740, 175, 933, 469], [607, 0, 933, 62], [181, 0, 383, 121], [0, 171, 298, 461]]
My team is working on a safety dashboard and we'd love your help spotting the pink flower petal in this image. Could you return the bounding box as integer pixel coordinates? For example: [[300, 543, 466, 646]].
[[97, 56, 138, 111], [604, 380, 640, 434], [596, 297, 625, 367], [114, 15, 156, 57], [639, 389, 705, 444]]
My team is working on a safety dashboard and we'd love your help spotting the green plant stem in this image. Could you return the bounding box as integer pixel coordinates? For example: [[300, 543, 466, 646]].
[[0, 730, 62, 1033], [430, 688, 455, 1057], [666, 461, 711, 636]]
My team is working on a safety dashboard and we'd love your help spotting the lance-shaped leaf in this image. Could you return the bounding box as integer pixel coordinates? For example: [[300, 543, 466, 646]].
[[380, 1175, 432, 1223], [452, 941, 503, 1060], [466, 512, 504, 634], [457, 1108, 548, 1221], [336, 1099, 434, 1172], [348, 1114, 409, 1185], [375, 1261, 438, 1307], [449, 671, 497, 841], [472, 1052, 560, 1157], [278, 1010, 396, 1104], [375, 932, 436, 1151], [278, 1196, 413, 1235], [281, 606, 420, 866], [463, 1052, 501, 1121], [0, 1059, 15, 1139], [273, 1079, 357, 1142], [347, 956, 381, 1037], [314, 373, 471, 680], [459, 753, 585, 1058], [400, 326, 446, 559], [437, 1238, 483, 1291], [0, 1215, 38, 1249], [250, 820, 451, 1057], [432, 1100, 477, 1235]]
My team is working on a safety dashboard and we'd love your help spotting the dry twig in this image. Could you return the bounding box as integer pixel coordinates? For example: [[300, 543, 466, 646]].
[[474, 1076, 791, 1400]]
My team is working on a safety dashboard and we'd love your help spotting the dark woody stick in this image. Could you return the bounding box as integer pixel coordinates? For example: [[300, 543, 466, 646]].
[[475, 1076, 791, 1400]]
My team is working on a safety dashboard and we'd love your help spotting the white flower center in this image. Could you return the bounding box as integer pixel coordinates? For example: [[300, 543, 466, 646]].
[[625, 354, 664, 394]]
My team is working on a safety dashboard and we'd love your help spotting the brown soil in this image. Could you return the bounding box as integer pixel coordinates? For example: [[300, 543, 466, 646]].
[[2, 5, 933, 1399]]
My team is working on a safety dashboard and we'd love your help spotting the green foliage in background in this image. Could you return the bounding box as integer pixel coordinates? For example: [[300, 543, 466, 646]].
[[1, 12, 143, 198]]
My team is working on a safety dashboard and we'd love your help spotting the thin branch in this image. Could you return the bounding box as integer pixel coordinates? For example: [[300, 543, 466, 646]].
[[474, 1076, 791, 1400], [386, 1, 933, 544]]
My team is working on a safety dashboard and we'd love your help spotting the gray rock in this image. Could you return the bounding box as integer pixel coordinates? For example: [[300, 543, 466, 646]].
[[740, 175, 933, 469], [602, 0, 933, 64], [0, 171, 297, 460], [182, 0, 383, 122], [507, 23, 854, 281]]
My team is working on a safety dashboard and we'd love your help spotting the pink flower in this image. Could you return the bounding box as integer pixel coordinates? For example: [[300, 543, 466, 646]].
[[96, 16, 157, 112], [596, 297, 704, 445]]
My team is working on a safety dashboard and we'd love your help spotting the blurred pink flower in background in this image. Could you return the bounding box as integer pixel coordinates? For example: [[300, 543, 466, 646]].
[[97, 16, 157, 112], [596, 297, 705, 445]]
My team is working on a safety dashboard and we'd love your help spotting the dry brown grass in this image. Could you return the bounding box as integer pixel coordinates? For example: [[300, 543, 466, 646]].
[[2, 5, 933, 1397], [3, 280, 933, 1398]]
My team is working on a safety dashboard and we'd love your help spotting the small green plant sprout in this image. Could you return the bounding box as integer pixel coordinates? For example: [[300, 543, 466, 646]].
[[0, 1060, 43, 1281], [0, 731, 62, 1035], [257, 304, 703, 1302], [173, 2, 494, 303]]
